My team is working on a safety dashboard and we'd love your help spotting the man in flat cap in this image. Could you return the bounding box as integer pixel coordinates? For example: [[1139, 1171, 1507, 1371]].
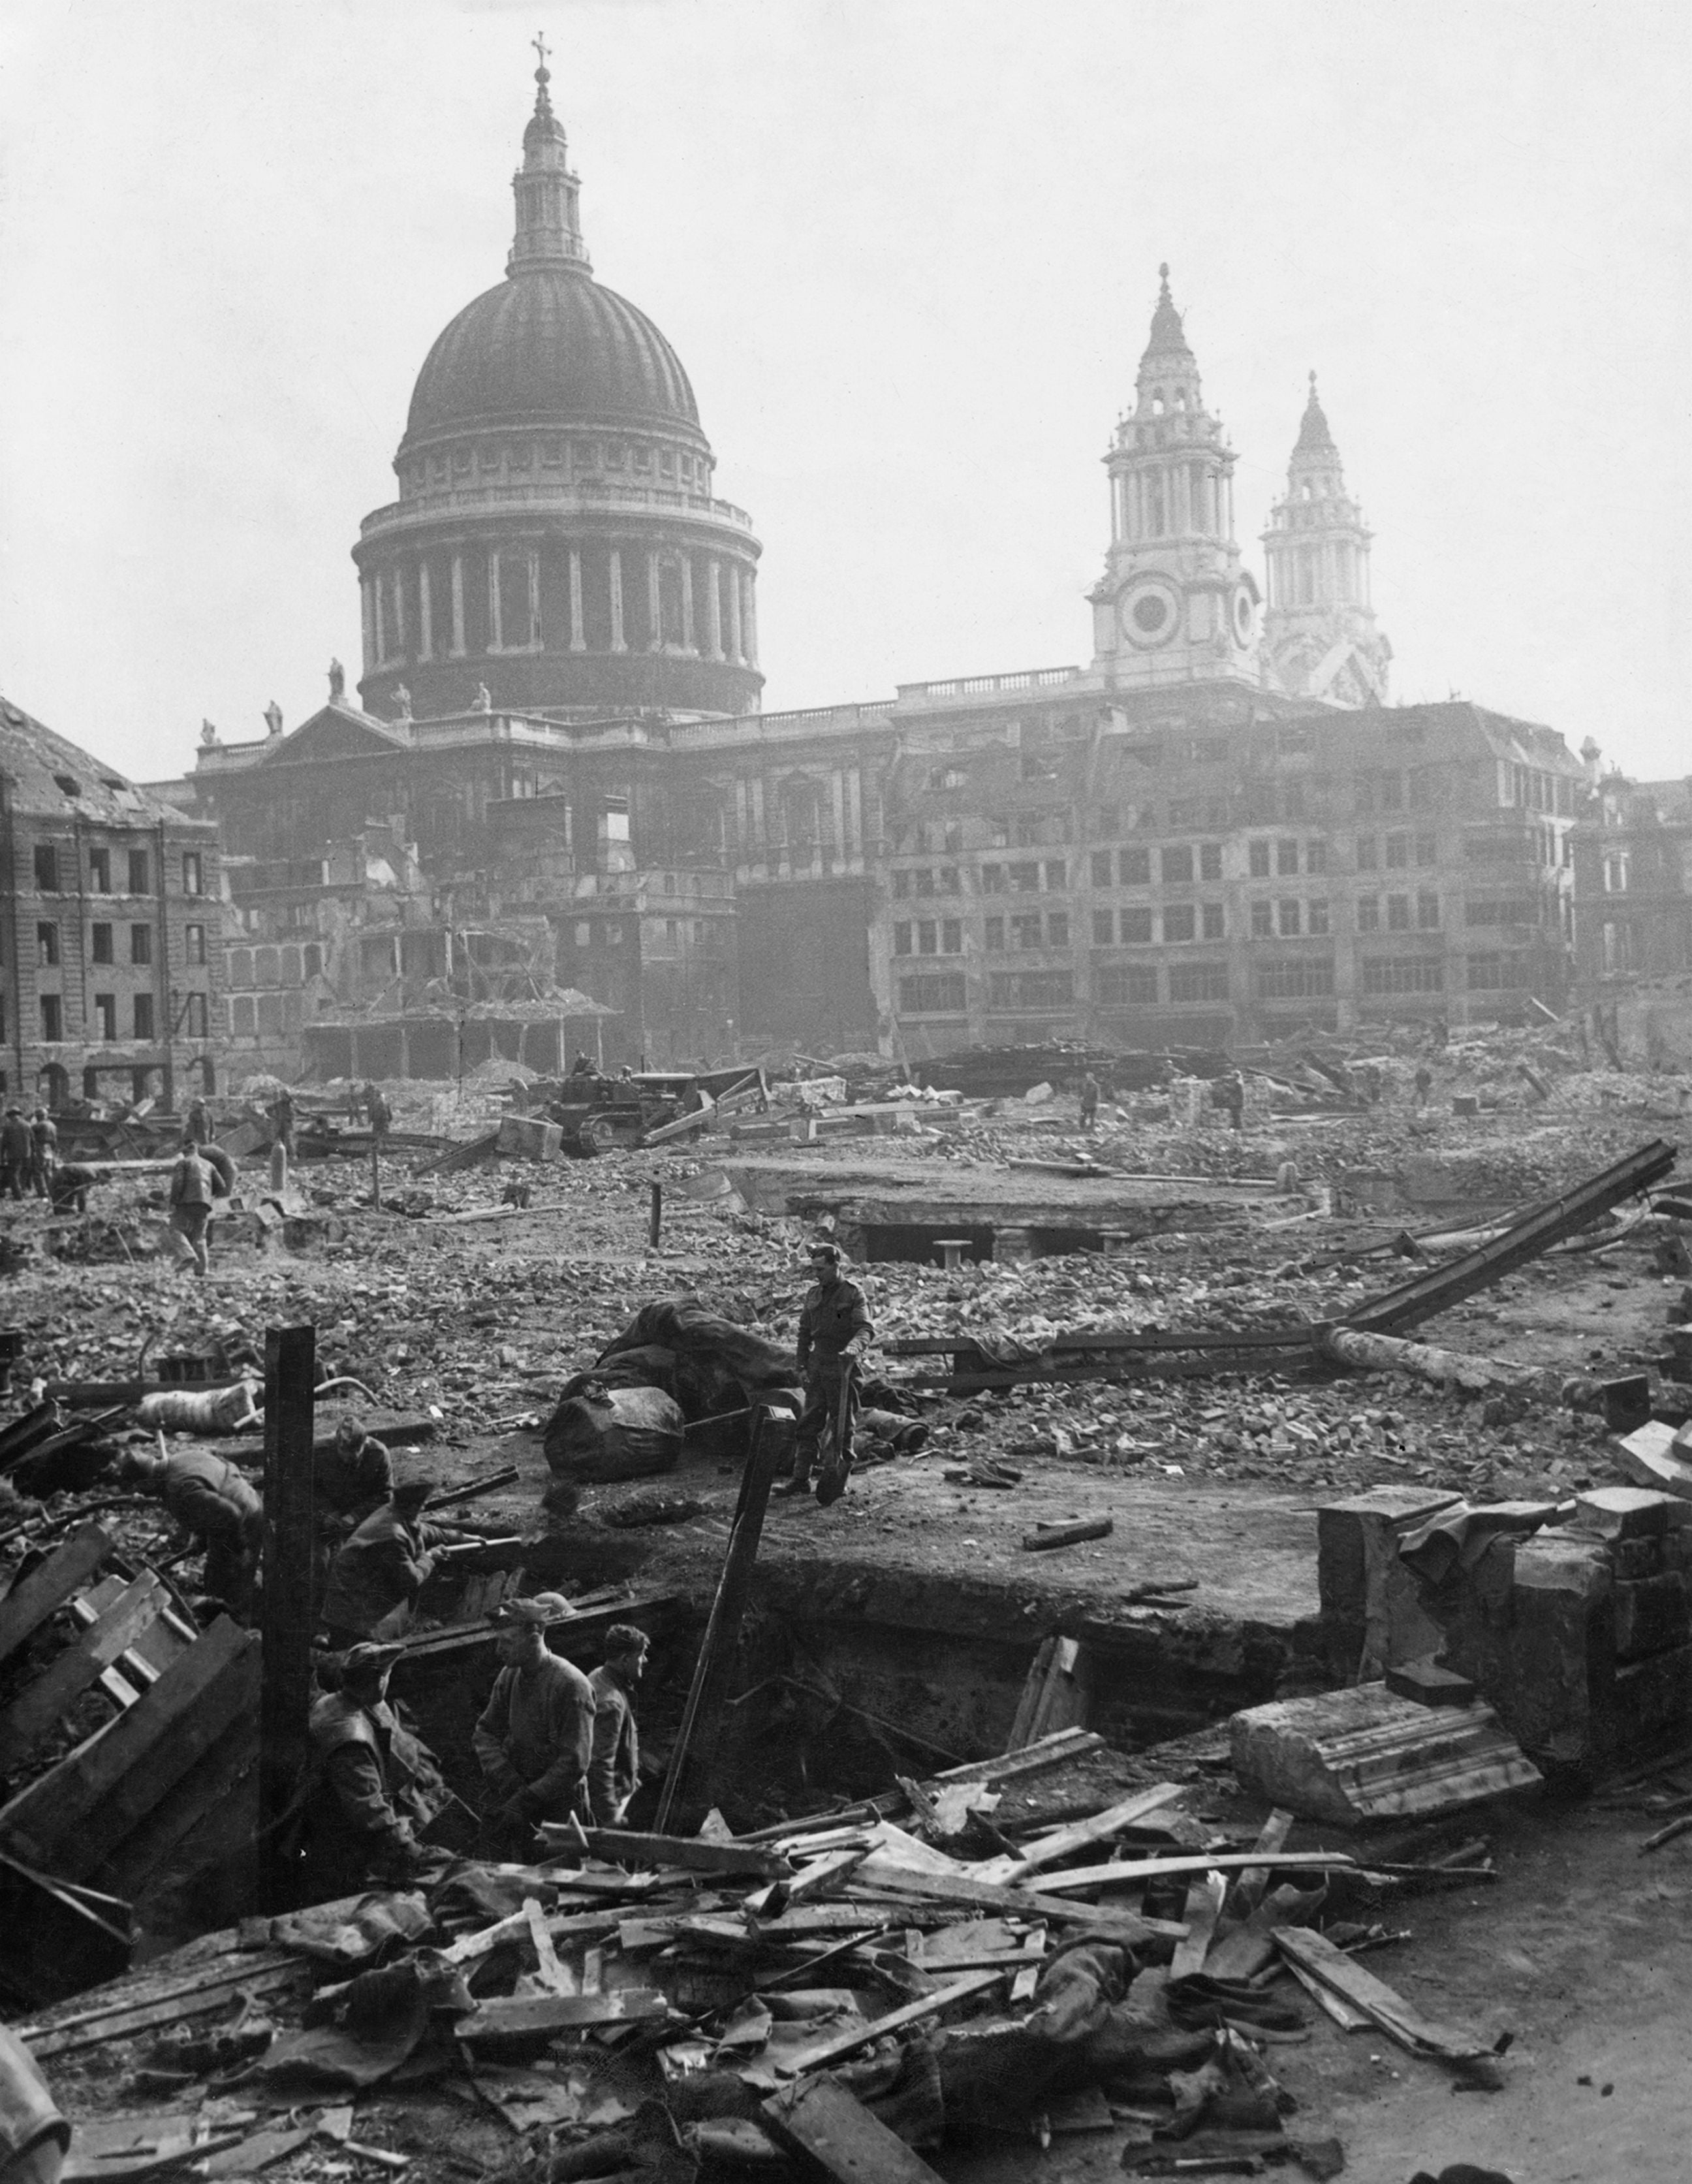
[[473, 1594, 595, 1859], [320, 1477, 480, 1647], [304, 1642, 448, 1893], [311, 1418, 394, 1613], [588, 1624, 650, 1828], [118, 1444, 264, 1621], [785, 1240, 873, 1506]]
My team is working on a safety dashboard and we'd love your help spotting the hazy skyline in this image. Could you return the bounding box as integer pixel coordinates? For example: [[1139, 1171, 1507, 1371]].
[[1, 1, 1687, 785]]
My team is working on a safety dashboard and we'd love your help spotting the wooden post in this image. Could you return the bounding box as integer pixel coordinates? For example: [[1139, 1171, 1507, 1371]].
[[647, 1181, 662, 1250], [655, 1403, 779, 1830], [369, 1138, 382, 1212], [260, 1323, 316, 1912]]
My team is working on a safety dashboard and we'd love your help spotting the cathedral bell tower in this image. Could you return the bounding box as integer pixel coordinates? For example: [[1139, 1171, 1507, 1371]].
[[1088, 267, 1260, 690], [1260, 375, 1390, 706]]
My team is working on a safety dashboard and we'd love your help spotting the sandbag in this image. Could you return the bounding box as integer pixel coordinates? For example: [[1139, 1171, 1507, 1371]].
[[543, 1384, 684, 1483], [598, 1299, 796, 1419]]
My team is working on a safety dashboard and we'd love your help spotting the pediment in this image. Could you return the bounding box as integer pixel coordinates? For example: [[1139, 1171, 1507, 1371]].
[[262, 703, 409, 765]]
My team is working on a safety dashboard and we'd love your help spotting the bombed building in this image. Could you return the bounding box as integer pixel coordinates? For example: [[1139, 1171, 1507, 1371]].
[[0, 695, 223, 1112]]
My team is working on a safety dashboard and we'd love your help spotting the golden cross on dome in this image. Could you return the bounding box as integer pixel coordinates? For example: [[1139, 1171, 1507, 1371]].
[[533, 30, 551, 75]]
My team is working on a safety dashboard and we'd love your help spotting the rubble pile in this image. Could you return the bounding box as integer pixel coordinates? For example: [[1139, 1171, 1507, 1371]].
[[9, 1728, 1524, 2182]]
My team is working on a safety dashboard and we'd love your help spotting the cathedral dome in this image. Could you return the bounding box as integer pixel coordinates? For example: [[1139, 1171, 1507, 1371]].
[[402, 270, 701, 451]]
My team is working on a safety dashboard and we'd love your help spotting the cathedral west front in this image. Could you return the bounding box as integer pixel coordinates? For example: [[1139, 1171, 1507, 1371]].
[[154, 55, 1582, 1075]]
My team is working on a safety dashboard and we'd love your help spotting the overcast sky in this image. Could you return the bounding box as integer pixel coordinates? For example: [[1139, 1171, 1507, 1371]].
[[1, 1, 1687, 787]]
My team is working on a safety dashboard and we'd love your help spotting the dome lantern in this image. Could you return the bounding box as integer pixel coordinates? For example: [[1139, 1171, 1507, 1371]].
[[509, 33, 591, 277]]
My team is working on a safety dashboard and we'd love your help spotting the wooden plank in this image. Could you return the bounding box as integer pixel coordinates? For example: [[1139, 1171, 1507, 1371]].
[[1022, 1517, 1112, 1552], [655, 1404, 779, 1828], [21, 1962, 308, 2057], [96, 1713, 259, 1898], [454, 1990, 670, 2041], [1232, 1809, 1294, 1918], [762, 2076, 950, 2183], [774, 1969, 1003, 2077], [0, 1574, 169, 1773], [741, 1727, 1106, 1846], [0, 1525, 111, 1669], [787, 1846, 871, 1903], [260, 1323, 316, 1914], [1169, 1871, 1227, 1979], [569, 1828, 793, 1880], [1272, 1926, 1494, 2061], [1027, 1848, 1494, 1893], [0, 1618, 258, 1876], [522, 1898, 575, 1995], [848, 1868, 1182, 1945], [976, 1784, 1187, 1885]]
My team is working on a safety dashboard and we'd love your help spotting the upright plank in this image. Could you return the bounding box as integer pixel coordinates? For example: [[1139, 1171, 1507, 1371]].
[[260, 1323, 315, 1913], [0, 1572, 169, 1772], [762, 2078, 949, 2183], [655, 1403, 779, 1828], [0, 1525, 110, 1669], [0, 1617, 257, 1875]]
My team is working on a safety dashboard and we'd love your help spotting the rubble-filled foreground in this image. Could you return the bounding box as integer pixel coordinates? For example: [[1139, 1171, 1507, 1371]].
[[3, 1068, 1691, 2182]]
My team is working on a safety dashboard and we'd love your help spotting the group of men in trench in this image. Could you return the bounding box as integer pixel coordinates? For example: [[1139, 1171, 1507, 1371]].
[[115, 1414, 649, 1893], [102, 1235, 872, 1893]]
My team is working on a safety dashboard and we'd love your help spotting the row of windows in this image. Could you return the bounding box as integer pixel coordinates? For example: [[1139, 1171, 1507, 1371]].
[[37, 921, 204, 967], [899, 834, 1472, 896], [228, 943, 324, 989], [892, 810, 1073, 854], [37, 992, 210, 1041], [230, 992, 303, 1037], [894, 949, 1537, 1017], [1096, 904, 1229, 943], [31, 847, 205, 897]]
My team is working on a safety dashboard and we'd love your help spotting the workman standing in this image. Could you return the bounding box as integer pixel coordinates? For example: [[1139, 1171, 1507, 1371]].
[[319, 1478, 475, 1646], [473, 1595, 595, 1856], [588, 1622, 650, 1828], [271, 1090, 297, 1160], [312, 1419, 394, 1609], [27, 1110, 57, 1198], [784, 1241, 873, 1506], [1414, 1064, 1434, 1111], [0, 1109, 31, 1201], [117, 1445, 264, 1620], [365, 1084, 392, 1141], [183, 1094, 212, 1147], [1078, 1070, 1101, 1132], [167, 1139, 217, 1276], [304, 1643, 449, 1893], [1216, 1069, 1246, 1134]]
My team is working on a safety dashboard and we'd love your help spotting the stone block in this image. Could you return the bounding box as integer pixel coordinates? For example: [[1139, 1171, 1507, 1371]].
[[1609, 1646, 1692, 1753], [1614, 1572, 1689, 1661], [1613, 1423, 1692, 1502], [1385, 1658, 1477, 1707], [1315, 1489, 1462, 1679], [1664, 1531, 1692, 1574], [1230, 1683, 1540, 1827], [1574, 1487, 1680, 1540], [497, 1115, 563, 1160], [1503, 1534, 1614, 1768], [1614, 1538, 1667, 1581]]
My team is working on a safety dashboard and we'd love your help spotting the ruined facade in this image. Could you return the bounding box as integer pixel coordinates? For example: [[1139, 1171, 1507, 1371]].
[[0, 695, 223, 1111], [1572, 767, 1692, 1069]]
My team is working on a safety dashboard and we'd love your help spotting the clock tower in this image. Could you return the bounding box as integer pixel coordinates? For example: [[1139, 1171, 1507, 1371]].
[[1088, 267, 1260, 691]]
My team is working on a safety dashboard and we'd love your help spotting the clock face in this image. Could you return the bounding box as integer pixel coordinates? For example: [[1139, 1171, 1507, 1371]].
[[1120, 580, 1180, 648], [1232, 585, 1256, 646]]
